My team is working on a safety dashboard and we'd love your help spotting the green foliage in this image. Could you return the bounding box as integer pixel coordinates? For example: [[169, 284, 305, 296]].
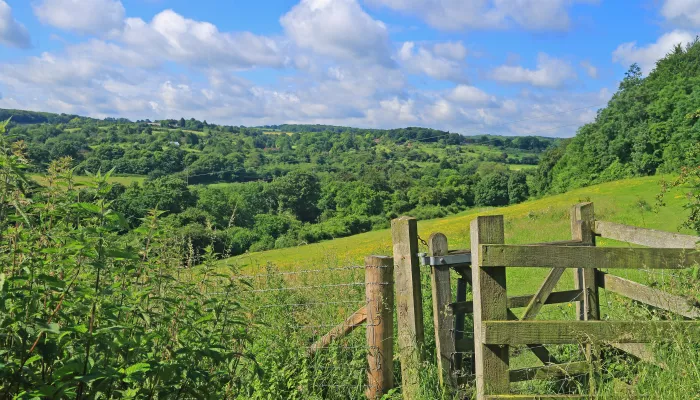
[[658, 143, 700, 234], [542, 40, 700, 193], [474, 172, 510, 206], [508, 171, 529, 204], [271, 171, 321, 223], [0, 149, 257, 397]]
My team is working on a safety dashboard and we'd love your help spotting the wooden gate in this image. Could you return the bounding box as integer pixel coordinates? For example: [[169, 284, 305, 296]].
[[392, 202, 700, 399]]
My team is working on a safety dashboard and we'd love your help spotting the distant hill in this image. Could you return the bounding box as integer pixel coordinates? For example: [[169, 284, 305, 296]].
[[538, 38, 700, 194], [0, 108, 87, 125]]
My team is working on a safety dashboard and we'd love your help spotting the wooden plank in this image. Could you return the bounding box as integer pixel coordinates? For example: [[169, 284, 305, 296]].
[[482, 321, 700, 345], [449, 290, 583, 315], [471, 215, 509, 399], [521, 267, 566, 321], [308, 306, 367, 355], [390, 216, 424, 399], [597, 270, 700, 318], [365, 256, 394, 399], [594, 220, 700, 249], [480, 245, 700, 270], [428, 233, 457, 389], [513, 264, 564, 365], [535, 239, 588, 247], [509, 361, 590, 382]]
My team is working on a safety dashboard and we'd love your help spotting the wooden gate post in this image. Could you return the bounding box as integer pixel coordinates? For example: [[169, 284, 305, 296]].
[[391, 216, 425, 399], [471, 215, 509, 399], [365, 256, 394, 399], [571, 203, 600, 321], [571, 202, 600, 394], [428, 233, 457, 390]]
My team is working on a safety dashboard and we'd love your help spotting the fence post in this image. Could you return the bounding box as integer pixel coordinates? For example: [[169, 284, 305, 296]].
[[428, 233, 457, 391], [471, 215, 508, 400], [571, 202, 600, 321], [391, 216, 424, 399], [365, 256, 394, 400], [571, 202, 600, 394]]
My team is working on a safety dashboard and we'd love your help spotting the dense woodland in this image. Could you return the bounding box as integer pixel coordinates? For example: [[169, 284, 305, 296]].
[[535, 39, 700, 195], [0, 110, 557, 259]]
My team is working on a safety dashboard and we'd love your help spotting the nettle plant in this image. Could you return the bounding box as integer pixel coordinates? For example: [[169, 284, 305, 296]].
[[0, 119, 257, 398]]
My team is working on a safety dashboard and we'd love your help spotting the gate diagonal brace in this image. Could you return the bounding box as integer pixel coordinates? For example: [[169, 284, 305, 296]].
[[418, 252, 472, 267]]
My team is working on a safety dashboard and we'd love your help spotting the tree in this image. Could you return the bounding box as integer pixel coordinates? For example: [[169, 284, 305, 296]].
[[271, 171, 321, 222], [179, 117, 186, 128], [474, 172, 509, 206], [508, 171, 529, 204]]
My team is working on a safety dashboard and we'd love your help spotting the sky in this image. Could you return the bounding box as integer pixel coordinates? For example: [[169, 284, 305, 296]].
[[0, 0, 698, 137]]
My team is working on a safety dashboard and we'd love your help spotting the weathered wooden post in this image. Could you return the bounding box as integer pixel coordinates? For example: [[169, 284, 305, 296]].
[[365, 256, 395, 399], [571, 202, 600, 393], [428, 233, 457, 390], [391, 216, 424, 399], [471, 215, 508, 399], [571, 202, 600, 322]]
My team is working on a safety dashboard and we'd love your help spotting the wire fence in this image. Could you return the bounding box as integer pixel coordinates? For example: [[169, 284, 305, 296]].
[[219, 262, 392, 399]]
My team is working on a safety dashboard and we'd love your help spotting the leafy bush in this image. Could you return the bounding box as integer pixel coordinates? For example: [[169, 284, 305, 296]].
[[0, 129, 257, 397]]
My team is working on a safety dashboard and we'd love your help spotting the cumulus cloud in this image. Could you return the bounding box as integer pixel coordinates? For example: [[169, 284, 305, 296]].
[[0, 0, 31, 48], [34, 0, 126, 35], [365, 0, 597, 31], [490, 53, 577, 88], [0, 0, 611, 137], [661, 0, 700, 27], [446, 85, 495, 106], [397, 41, 467, 81], [281, 0, 393, 66], [613, 30, 695, 74], [0, 52, 102, 86], [121, 10, 284, 68]]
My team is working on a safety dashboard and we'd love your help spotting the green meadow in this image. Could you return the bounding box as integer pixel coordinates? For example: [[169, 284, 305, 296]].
[[222, 175, 692, 294]]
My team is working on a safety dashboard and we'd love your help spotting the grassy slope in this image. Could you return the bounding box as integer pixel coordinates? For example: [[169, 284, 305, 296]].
[[29, 174, 145, 186], [222, 175, 694, 296]]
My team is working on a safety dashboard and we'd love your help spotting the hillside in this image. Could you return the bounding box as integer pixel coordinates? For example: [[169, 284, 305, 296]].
[[539, 40, 700, 194], [1, 108, 562, 263], [222, 175, 693, 293]]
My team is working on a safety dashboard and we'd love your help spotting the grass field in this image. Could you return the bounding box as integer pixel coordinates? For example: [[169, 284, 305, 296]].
[[222, 175, 693, 296], [29, 173, 145, 186], [216, 175, 697, 398]]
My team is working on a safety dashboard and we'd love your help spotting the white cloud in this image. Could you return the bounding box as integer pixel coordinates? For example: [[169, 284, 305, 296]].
[[661, 0, 700, 27], [68, 40, 161, 69], [0, 52, 102, 85], [34, 0, 125, 35], [447, 85, 494, 105], [366, 97, 418, 124], [0, 0, 610, 136], [580, 60, 598, 78], [0, 0, 30, 48], [613, 30, 695, 74], [365, 0, 596, 31], [397, 41, 467, 81], [280, 0, 393, 65], [121, 10, 284, 68], [490, 53, 577, 88]]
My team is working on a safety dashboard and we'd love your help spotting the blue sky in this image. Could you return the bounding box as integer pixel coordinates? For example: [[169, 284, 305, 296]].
[[0, 0, 698, 137]]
